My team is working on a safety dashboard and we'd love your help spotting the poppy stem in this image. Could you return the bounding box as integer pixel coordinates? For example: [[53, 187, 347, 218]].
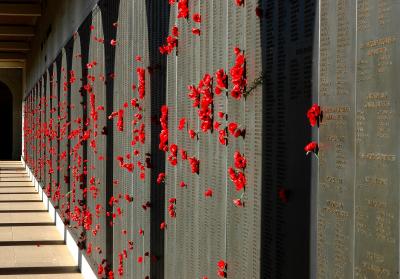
[[244, 72, 264, 97]]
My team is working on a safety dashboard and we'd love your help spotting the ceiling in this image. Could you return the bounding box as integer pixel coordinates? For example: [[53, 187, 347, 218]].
[[0, 0, 41, 68]]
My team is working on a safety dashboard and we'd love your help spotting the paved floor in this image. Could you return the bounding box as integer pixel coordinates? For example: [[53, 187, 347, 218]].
[[0, 161, 83, 279]]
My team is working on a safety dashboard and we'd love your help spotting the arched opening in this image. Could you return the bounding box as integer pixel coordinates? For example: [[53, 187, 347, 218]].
[[0, 82, 13, 160]]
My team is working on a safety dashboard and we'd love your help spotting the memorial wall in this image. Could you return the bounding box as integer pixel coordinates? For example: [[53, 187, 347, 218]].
[[21, 0, 400, 278], [317, 0, 399, 278]]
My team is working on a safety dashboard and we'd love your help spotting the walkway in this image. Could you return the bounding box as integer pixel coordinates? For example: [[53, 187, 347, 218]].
[[0, 161, 82, 278]]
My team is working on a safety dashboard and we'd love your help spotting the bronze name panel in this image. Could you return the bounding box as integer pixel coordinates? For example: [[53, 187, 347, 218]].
[[355, 0, 399, 278], [318, 0, 400, 278], [318, 0, 356, 278]]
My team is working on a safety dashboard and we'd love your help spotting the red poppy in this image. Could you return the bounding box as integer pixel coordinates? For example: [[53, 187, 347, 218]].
[[177, 0, 189, 18], [192, 13, 201, 23], [204, 188, 213, 197], [172, 26, 179, 37], [188, 129, 197, 139], [124, 194, 133, 202], [307, 104, 322, 127], [160, 222, 166, 230], [168, 197, 176, 203], [304, 141, 318, 155], [228, 122, 238, 135], [217, 260, 226, 269], [180, 149, 188, 160], [136, 68, 146, 99], [117, 109, 124, 132], [228, 167, 247, 191], [234, 151, 247, 169], [233, 198, 244, 207], [215, 69, 228, 89], [188, 156, 200, 174], [235, 0, 244, 6], [178, 118, 186, 130], [157, 172, 165, 184], [192, 28, 201, 36], [218, 130, 227, 145], [110, 39, 117, 46]]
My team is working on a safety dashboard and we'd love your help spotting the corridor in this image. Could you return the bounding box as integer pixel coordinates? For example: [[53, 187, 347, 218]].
[[0, 161, 82, 278]]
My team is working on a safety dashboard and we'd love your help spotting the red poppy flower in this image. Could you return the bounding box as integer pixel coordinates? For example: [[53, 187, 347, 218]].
[[124, 194, 133, 202], [204, 188, 213, 197], [168, 197, 176, 203], [188, 156, 200, 174], [180, 149, 188, 160], [177, 0, 189, 18], [218, 130, 227, 145], [169, 144, 178, 156], [160, 222, 166, 230], [228, 167, 247, 191], [192, 28, 201, 36], [157, 172, 165, 184], [217, 260, 226, 269], [136, 68, 146, 99], [233, 198, 244, 207], [307, 104, 322, 127], [234, 0, 244, 6], [188, 129, 197, 139], [304, 141, 318, 155], [178, 118, 186, 130], [234, 151, 247, 169], [97, 265, 104, 275], [117, 109, 124, 132], [215, 69, 228, 89], [228, 122, 238, 135], [192, 13, 201, 23], [110, 39, 117, 46], [172, 26, 179, 37]]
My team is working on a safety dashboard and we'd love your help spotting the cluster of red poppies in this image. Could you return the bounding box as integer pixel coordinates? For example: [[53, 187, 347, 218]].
[[230, 48, 247, 100], [136, 67, 146, 100], [217, 260, 227, 278], [159, 105, 168, 151], [197, 74, 213, 133], [160, 25, 179, 55], [116, 156, 134, 173], [21, 1, 258, 277], [167, 197, 176, 218], [304, 104, 322, 155]]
